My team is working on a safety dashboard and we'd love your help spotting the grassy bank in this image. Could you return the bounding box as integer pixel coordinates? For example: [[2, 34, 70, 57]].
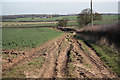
[[90, 43, 119, 76], [74, 35, 120, 77]]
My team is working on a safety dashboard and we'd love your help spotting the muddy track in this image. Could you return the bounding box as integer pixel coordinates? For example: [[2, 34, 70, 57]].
[[70, 39, 116, 78], [24, 34, 68, 78], [56, 42, 71, 78], [2, 33, 118, 78], [25, 36, 72, 78], [2, 34, 65, 72]]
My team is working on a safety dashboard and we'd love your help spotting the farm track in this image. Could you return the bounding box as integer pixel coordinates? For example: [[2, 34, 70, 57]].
[[2, 33, 117, 78], [72, 41, 115, 78]]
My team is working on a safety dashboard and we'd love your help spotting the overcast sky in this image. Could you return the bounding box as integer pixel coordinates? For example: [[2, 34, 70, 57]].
[[1, 0, 119, 2], [1, 0, 119, 15]]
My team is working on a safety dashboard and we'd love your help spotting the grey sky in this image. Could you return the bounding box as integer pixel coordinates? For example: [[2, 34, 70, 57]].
[[2, 2, 118, 15], [1, 0, 119, 2]]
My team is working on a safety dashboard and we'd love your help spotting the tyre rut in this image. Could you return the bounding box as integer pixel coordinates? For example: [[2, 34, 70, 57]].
[[3, 33, 117, 78]]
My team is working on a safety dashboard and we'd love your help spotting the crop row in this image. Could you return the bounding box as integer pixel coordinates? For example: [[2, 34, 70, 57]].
[[2, 28, 63, 50]]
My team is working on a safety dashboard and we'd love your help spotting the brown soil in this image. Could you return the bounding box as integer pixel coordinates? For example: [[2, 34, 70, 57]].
[[2, 33, 118, 79]]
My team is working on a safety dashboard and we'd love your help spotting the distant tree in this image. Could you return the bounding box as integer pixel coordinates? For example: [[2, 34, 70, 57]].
[[77, 8, 102, 27], [57, 18, 68, 27], [93, 12, 102, 20], [32, 17, 34, 19]]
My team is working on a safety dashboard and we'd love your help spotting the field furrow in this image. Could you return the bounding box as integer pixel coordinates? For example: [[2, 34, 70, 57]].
[[2, 32, 118, 79]]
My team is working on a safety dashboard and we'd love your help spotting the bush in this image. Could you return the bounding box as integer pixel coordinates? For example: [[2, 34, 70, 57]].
[[57, 18, 68, 27]]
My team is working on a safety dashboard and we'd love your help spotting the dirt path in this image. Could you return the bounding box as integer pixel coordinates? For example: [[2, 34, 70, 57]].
[[2, 33, 117, 79], [71, 40, 115, 78]]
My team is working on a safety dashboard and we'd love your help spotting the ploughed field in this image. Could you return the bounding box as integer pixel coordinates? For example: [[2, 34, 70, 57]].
[[2, 31, 118, 78], [2, 14, 119, 79]]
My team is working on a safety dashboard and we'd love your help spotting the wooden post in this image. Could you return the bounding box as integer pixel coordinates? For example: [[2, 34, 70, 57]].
[[91, 0, 93, 26]]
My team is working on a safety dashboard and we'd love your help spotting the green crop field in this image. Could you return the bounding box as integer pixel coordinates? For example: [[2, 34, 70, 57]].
[[93, 19, 118, 25], [32, 16, 77, 21], [68, 21, 78, 25], [2, 15, 118, 22], [13, 15, 117, 22], [90, 15, 118, 25], [2, 22, 78, 27], [3, 16, 77, 22], [2, 15, 118, 28], [2, 28, 63, 50], [102, 15, 118, 19]]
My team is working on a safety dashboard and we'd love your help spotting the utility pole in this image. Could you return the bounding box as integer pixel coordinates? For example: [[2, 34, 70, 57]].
[[91, 0, 93, 26]]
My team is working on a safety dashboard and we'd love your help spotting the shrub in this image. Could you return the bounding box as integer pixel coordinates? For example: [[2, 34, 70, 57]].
[[57, 18, 68, 27]]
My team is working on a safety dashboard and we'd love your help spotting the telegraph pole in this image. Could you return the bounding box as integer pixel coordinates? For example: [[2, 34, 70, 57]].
[[91, 0, 93, 26]]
